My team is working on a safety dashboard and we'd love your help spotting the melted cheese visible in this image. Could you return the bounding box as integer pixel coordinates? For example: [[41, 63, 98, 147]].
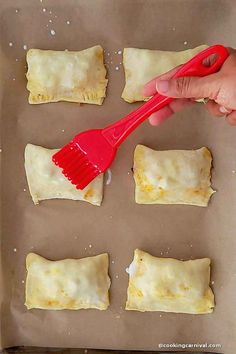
[[25, 253, 111, 310], [24, 144, 104, 206], [26, 46, 108, 105], [121, 45, 208, 102], [133, 145, 214, 207], [126, 249, 215, 314]]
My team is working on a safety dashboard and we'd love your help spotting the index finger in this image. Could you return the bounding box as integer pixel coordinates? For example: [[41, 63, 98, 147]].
[[143, 64, 183, 97]]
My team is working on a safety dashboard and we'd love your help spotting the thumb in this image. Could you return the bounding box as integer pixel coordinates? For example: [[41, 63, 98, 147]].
[[156, 75, 220, 100]]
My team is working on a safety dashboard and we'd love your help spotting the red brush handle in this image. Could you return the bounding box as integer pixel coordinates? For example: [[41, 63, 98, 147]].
[[102, 45, 229, 147]]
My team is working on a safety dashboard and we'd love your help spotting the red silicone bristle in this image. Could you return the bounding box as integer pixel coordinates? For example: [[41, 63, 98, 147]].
[[52, 142, 99, 189], [70, 163, 96, 181], [75, 169, 99, 189], [53, 145, 75, 166]]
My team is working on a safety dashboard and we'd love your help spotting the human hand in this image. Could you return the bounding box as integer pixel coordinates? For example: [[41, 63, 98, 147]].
[[143, 48, 236, 126]]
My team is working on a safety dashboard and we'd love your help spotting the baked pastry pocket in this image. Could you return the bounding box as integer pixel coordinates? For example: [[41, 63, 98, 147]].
[[25, 253, 110, 310], [126, 249, 215, 314], [24, 143, 104, 206], [133, 144, 215, 206], [122, 45, 207, 102], [26, 45, 108, 105]]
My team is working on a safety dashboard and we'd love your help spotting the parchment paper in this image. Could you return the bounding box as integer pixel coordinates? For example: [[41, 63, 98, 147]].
[[0, 0, 236, 353]]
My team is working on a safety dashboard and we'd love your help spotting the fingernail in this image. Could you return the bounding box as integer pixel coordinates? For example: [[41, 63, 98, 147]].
[[219, 106, 231, 114], [156, 80, 169, 93]]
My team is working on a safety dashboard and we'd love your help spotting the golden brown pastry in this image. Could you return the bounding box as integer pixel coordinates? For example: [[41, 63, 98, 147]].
[[25, 253, 110, 310], [126, 249, 215, 314], [122, 45, 207, 102], [26, 45, 108, 105], [24, 144, 104, 206], [133, 144, 214, 207]]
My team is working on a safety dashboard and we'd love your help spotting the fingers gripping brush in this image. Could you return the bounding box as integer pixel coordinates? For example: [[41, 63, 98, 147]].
[[52, 45, 229, 190]]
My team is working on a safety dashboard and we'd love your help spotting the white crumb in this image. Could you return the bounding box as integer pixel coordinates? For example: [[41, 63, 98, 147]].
[[13, 78, 16, 81], [23, 44, 27, 50], [49, 19, 52, 23], [65, 49, 68, 51], [84, 247, 87, 251], [40, 0, 43, 2], [42, 8, 46, 12], [119, 62, 122, 65], [22, 280, 25, 284], [89, 244, 92, 248], [9, 42, 13, 47], [183, 41, 188, 45], [54, 15, 57, 18], [125, 267, 129, 274], [66, 20, 70, 24], [160, 251, 163, 255], [106, 168, 112, 185], [190, 244, 193, 247], [13, 248, 17, 252], [110, 61, 113, 64], [232, 170, 236, 174], [15, 58, 19, 61], [0, 149, 2, 153], [160, 314, 162, 317], [15, 9, 19, 13], [115, 275, 119, 279], [50, 29, 56, 36], [46, 24, 49, 27], [211, 281, 215, 285], [49, 10, 52, 14], [111, 260, 115, 264], [115, 66, 119, 71], [118, 50, 122, 55], [23, 188, 26, 192], [61, 129, 65, 132], [107, 52, 110, 56]]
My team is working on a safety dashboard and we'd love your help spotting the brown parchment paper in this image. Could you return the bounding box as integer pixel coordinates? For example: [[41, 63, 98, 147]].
[[1, 0, 236, 352]]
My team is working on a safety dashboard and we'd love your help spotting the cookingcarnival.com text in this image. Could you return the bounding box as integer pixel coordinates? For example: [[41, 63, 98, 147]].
[[158, 342, 222, 349]]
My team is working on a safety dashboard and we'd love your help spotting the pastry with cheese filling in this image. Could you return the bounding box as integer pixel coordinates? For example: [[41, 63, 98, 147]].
[[26, 45, 108, 105], [24, 144, 103, 206], [126, 249, 215, 314], [122, 45, 207, 102], [133, 144, 214, 207], [25, 253, 110, 310]]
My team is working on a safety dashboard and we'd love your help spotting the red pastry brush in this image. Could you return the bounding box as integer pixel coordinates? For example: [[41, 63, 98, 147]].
[[52, 45, 229, 190]]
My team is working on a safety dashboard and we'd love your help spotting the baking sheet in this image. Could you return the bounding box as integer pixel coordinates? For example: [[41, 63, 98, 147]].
[[0, 0, 236, 352]]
